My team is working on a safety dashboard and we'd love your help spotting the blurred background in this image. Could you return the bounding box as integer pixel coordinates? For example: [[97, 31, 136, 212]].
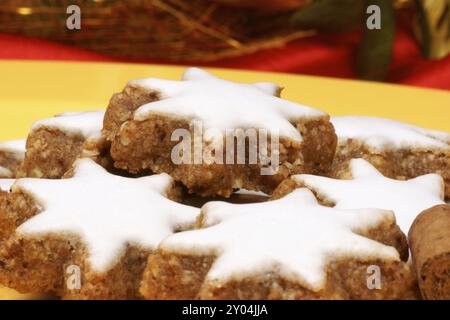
[[0, 0, 449, 90]]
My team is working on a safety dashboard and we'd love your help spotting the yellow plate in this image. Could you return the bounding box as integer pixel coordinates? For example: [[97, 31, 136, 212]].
[[0, 60, 450, 299], [1, 60, 450, 142]]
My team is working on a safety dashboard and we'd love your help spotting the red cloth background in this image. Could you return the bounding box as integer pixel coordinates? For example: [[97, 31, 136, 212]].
[[1, 23, 449, 91]]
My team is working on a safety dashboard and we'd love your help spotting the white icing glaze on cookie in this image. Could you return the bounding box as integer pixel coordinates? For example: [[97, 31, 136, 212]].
[[0, 179, 14, 191], [132, 68, 326, 142], [293, 159, 445, 233], [331, 116, 450, 150], [182, 67, 282, 96], [160, 188, 399, 291], [0, 139, 26, 160], [13, 158, 198, 272], [0, 167, 12, 178], [31, 110, 105, 141]]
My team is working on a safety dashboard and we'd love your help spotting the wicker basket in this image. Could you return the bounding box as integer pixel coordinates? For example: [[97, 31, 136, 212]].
[[0, 0, 314, 61]]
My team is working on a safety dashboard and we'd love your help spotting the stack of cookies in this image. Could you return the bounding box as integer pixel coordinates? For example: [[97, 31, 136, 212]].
[[0, 68, 448, 300]]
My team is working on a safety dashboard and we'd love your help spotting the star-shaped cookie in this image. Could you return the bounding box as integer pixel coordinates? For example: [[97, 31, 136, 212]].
[[105, 68, 336, 197], [292, 158, 445, 233], [158, 188, 400, 291], [13, 158, 198, 272], [131, 67, 327, 142]]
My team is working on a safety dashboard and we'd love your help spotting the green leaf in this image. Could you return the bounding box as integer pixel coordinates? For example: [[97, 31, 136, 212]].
[[356, 0, 396, 81], [290, 0, 365, 33]]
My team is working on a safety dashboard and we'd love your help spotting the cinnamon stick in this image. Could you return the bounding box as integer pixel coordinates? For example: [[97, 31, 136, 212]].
[[408, 204, 450, 300]]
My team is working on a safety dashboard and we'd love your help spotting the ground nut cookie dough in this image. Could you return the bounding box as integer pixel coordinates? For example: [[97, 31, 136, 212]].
[[0, 159, 198, 299], [17, 110, 109, 179], [330, 116, 450, 199], [104, 68, 337, 197], [274, 158, 445, 235], [0, 183, 38, 241], [141, 189, 417, 300], [408, 204, 450, 300], [0, 140, 25, 178], [0, 179, 28, 241]]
